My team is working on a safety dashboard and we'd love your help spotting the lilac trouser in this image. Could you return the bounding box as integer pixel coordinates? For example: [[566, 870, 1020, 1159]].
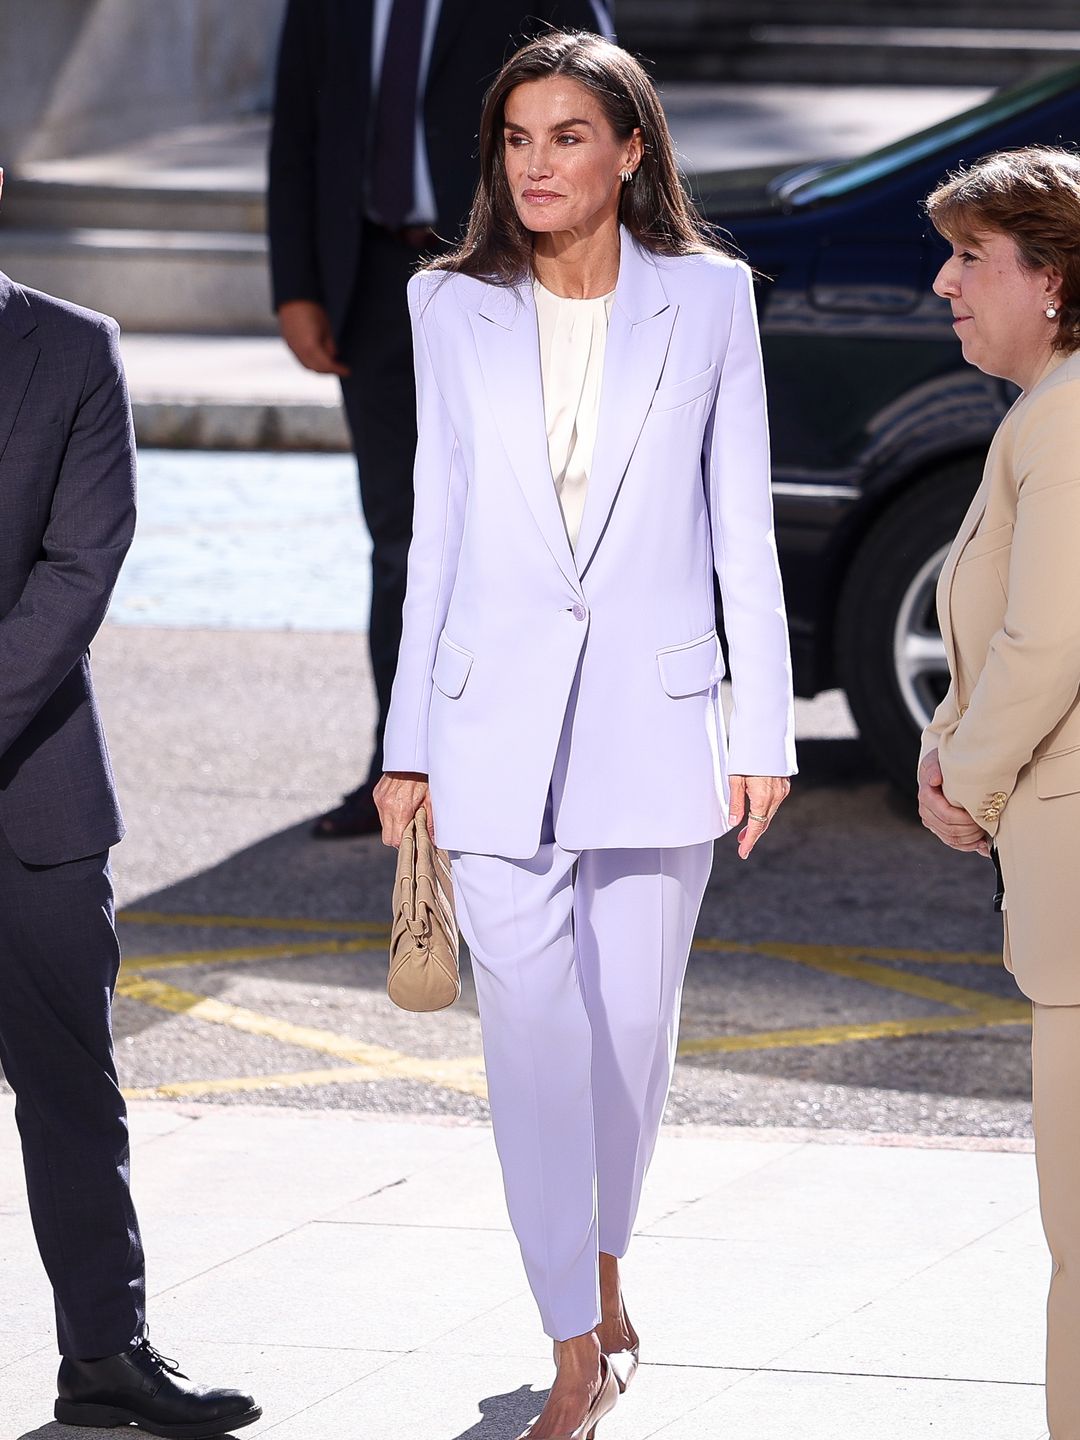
[[450, 830, 712, 1340]]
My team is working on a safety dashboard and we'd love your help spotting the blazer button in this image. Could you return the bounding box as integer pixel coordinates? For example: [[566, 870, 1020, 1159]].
[[571, 604, 586, 621]]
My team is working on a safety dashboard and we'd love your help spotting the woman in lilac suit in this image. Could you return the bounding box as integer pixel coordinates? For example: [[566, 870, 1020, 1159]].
[[375, 31, 796, 1440]]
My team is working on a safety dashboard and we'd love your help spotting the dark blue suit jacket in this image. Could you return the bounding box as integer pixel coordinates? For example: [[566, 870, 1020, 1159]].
[[0, 271, 136, 865], [268, 0, 614, 337]]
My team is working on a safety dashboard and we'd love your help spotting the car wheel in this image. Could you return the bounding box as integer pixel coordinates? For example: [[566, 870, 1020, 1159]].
[[835, 464, 979, 792]]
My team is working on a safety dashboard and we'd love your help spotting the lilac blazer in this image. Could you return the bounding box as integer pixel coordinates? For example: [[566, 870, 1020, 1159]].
[[383, 227, 797, 857]]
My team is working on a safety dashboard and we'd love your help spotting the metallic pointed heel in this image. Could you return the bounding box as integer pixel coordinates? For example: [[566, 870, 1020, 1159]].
[[605, 1339, 640, 1393], [602, 1304, 640, 1392]]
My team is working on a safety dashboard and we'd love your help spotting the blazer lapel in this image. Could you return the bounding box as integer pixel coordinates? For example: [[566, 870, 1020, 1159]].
[[0, 274, 40, 462], [574, 230, 676, 578], [468, 281, 580, 592]]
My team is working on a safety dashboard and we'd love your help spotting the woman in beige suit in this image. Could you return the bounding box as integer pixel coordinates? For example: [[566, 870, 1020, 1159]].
[[918, 146, 1080, 1439]]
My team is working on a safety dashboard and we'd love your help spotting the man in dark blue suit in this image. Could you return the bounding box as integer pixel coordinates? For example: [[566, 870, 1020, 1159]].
[[0, 169, 260, 1437], [269, 0, 614, 837]]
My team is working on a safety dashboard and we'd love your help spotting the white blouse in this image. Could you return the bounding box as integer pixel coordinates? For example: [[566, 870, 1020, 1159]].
[[533, 279, 615, 552]]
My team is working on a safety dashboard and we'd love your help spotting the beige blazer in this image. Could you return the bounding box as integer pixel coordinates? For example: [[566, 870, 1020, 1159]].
[[921, 349, 1080, 1003]]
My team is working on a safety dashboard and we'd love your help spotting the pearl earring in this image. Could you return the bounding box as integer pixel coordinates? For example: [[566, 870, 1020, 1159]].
[[1046, 301, 1059, 319], [620, 169, 634, 183]]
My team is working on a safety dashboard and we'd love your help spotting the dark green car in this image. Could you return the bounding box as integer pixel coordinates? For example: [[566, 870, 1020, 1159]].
[[705, 65, 1080, 788]]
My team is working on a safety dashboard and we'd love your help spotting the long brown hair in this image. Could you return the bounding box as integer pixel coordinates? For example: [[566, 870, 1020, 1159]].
[[428, 30, 728, 283], [926, 146, 1080, 355]]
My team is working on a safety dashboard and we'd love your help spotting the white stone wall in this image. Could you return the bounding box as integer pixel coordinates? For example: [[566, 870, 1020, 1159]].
[[0, 0, 289, 163]]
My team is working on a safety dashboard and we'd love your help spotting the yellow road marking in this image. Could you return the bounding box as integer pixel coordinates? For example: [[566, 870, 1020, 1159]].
[[119, 910, 385, 936], [118, 910, 1001, 967], [122, 1065, 458, 1102], [679, 1008, 1029, 1057], [115, 973, 487, 1098], [124, 939, 387, 972], [763, 947, 1012, 1017], [112, 911, 1020, 1099], [693, 938, 1000, 967]]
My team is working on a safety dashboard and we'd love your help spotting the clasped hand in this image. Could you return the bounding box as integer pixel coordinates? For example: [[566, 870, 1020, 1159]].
[[918, 748, 990, 857]]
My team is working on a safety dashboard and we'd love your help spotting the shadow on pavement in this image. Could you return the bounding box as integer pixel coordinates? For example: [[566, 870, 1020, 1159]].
[[451, 1383, 547, 1439]]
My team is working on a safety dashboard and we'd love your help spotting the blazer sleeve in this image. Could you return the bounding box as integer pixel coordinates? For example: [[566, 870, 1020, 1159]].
[[267, 0, 323, 310], [938, 381, 1080, 834], [919, 685, 961, 771], [0, 317, 136, 760], [381, 275, 468, 774], [705, 262, 797, 777]]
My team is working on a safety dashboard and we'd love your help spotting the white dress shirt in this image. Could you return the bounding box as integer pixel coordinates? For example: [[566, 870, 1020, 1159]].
[[533, 279, 615, 552]]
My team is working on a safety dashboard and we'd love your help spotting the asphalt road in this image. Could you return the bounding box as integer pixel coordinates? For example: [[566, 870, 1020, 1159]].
[[93, 628, 1025, 1142], [1, 450, 1031, 1141]]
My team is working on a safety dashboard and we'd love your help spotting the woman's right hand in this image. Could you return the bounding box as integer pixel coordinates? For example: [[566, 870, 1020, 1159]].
[[372, 772, 434, 848], [918, 748, 991, 857]]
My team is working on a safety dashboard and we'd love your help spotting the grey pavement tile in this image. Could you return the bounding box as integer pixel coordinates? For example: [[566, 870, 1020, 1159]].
[[3, 1340, 395, 1440], [322, 1130, 509, 1230], [324, 1130, 805, 1235], [129, 1108, 487, 1224], [646, 1367, 1045, 1440], [150, 1220, 527, 1353], [643, 1140, 1039, 1258], [627, 1132, 805, 1231], [428, 1229, 921, 1371], [253, 1350, 744, 1440], [0, 1218, 54, 1366], [772, 1205, 1048, 1384]]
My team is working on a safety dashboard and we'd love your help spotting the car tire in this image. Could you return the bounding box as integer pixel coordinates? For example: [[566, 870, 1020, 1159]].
[[835, 463, 980, 793]]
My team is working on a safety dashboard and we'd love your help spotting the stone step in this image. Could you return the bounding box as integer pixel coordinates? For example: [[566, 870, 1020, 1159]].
[[5, 175, 265, 235], [120, 334, 348, 451], [3, 118, 267, 235], [1, 227, 274, 335]]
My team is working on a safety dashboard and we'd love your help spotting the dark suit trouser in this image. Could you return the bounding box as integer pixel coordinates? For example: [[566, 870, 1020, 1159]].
[[0, 824, 146, 1357], [338, 223, 439, 787]]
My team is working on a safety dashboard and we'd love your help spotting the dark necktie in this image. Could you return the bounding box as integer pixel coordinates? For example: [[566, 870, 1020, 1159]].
[[370, 0, 428, 228]]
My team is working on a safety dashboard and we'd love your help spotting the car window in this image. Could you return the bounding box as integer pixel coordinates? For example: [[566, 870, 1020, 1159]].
[[776, 64, 1080, 207]]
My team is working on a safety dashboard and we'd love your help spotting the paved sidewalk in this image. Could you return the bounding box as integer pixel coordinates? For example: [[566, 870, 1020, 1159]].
[[0, 1099, 1048, 1440]]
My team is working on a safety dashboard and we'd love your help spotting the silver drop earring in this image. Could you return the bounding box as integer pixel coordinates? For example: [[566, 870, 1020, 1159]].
[[1046, 301, 1059, 319], [620, 169, 634, 183]]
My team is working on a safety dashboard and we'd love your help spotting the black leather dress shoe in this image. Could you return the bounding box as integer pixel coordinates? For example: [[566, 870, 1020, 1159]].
[[55, 1336, 262, 1438], [311, 782, 382, 838]]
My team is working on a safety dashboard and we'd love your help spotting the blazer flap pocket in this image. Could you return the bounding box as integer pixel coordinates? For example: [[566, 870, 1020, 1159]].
[[1036, 745, 1080, 799], [651, 364, 718, 413], [432, 635, 474, 699], [958, 521, 1013, 564], [657, 630, 724, 697]]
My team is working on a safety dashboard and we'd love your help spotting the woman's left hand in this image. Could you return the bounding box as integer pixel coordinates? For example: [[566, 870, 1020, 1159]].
[[918, 748, 991, 857], [728, 775, 791, 860]]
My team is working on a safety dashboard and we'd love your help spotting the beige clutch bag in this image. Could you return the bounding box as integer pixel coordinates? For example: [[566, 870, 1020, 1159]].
[[388, 806, 460, 1012]]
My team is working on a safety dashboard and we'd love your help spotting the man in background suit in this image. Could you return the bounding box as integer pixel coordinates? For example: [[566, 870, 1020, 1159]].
[[0, 168, 260, 1437], [268, 0, 614, 837]]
